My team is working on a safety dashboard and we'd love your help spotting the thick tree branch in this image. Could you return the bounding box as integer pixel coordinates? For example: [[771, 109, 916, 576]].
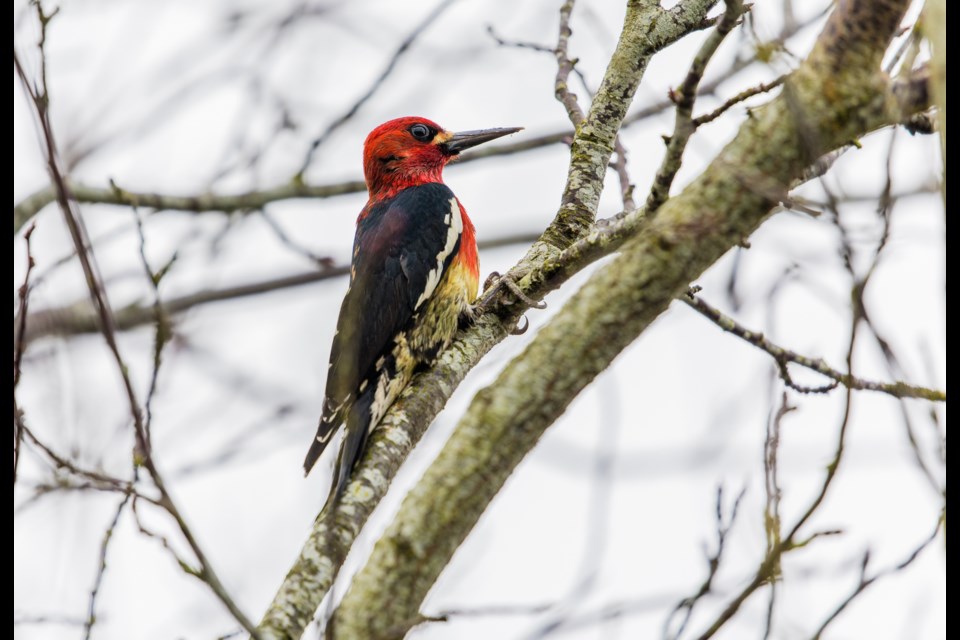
[[255, 2, 721, 638], [329, 1, 917, 637]]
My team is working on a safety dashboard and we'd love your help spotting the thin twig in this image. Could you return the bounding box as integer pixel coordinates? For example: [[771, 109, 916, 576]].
[[682, 294, 945, 402], [19, 425, 138, 495], [15, 18, 260, 635], [645, 0, 747, 212], [295, 0, 460, 177], [554, 0, 585, 126], [486, 25, 554, 53], [258, 209, 336, 268], [692, 74, 786, 126], [21, 231, 539, 344], [83, 493, 131, 640], [13, 223, 37, 485], [664, 485, 748, 640], [761, 393, 794, 640], [130, 205, 172, 453], [811, 517, 943, 639]]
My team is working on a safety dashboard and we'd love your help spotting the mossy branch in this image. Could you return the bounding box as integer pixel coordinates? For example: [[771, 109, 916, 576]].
[[329, 1, 917, 637], [254, 2, 721, 638]]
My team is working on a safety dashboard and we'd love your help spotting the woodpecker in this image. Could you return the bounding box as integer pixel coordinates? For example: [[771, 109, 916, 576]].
[[304, 116, 521, 507]]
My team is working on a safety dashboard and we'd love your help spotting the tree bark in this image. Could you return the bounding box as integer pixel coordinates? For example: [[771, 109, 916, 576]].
[[254, 2, 721, 638], [329, 1, 919, 638]]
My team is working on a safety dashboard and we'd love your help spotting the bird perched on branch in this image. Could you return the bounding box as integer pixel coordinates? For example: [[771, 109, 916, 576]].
[[304, 116, 521, 508]]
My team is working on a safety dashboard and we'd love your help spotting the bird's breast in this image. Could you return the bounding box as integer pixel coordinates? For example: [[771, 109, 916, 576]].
[[405, 254, 477, 363]]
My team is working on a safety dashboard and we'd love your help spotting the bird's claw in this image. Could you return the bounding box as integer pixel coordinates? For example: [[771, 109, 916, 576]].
[[480, 271, 547, 311], [472, 271, 544, 335], [510, 315, 529, 335]]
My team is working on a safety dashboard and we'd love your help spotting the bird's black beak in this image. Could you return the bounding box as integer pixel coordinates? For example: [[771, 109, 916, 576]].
[[441, 127, 523, 155]]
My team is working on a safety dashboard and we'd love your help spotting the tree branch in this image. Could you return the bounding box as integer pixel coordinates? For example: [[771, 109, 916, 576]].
[[19, 232, 537, 345], [15, 22, 260, 636], [255, 2, 722, 638], [645, 0, 747, 212], [329, 1, 918, 637], [683, 293, 946, 401], [13, 7, 824, 236]]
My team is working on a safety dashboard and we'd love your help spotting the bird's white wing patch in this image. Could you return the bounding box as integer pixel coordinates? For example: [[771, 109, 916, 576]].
[[414, 197, 462, 310]]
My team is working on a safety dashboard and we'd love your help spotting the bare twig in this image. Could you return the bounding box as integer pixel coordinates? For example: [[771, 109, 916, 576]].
[[130, 205, 172, 451], [811, 518, 944, 639], [21, 231, 539, 344], [19, 425, 146, 499], [14, 178, 367, 232], [761, 394, 794, 640], [13, 223, 37, 485], [682, 294, 945, 402], [664, 486, 748, 640], [486, 25, 554, 53], [554, 0, 585, 126], [15, 16, 260, 635], [645, 0, 747, 212], [295, 0, 460, 177], [83, 493, 131, 640], [692, 74, 787, 127], [15, 613, 86, 627], [258, 209, 336, 268]]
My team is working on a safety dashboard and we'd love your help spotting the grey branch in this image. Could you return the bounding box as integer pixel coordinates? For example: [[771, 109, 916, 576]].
[[255, 1, 723, 638], [18, 233, 537, 345], [15, 7, 825, 236], [328, 0, 921, 637], [683, 293, 946, 402]]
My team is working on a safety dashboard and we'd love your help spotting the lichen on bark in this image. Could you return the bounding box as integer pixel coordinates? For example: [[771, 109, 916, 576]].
[[328, 1, 922, 638]]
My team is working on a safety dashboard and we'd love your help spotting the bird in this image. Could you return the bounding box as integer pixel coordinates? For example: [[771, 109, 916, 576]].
[[303, 116, 521, 508]]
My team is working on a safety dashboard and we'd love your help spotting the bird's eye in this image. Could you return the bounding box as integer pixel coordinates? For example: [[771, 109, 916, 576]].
[[409, 124, 433, 141]]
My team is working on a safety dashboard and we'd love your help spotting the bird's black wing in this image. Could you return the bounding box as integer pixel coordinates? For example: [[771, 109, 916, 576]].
[[304, 182, 460, 474]]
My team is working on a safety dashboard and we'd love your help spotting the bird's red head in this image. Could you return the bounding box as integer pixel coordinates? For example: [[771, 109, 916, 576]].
[[362, 116, 521, 200]]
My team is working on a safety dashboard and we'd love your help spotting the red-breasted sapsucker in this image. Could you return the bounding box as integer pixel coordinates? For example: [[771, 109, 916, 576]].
[[303, 116, 521, 507]]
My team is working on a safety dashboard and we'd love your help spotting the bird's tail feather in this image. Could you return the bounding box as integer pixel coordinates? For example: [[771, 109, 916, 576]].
[[323, 386, 374, 509], [303, 416, 338, 476]]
